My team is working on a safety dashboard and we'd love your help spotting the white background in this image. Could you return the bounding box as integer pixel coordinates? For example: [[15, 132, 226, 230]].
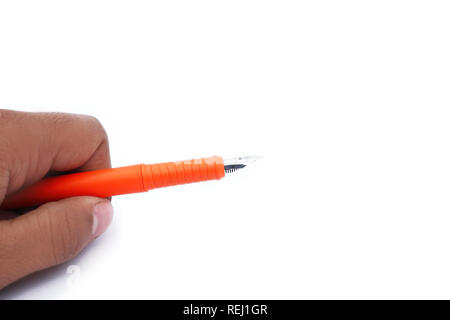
[[1, 0, 450, 299]]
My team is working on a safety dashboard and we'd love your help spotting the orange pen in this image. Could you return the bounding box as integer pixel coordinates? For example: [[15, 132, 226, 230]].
[[0, 156, 260, 210]]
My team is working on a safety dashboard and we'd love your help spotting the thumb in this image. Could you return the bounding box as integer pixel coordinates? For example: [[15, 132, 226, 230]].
[[0, 197, 113, 289]]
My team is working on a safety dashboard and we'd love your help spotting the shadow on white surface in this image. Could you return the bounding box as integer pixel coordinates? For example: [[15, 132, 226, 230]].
[[0, 230, 114, 300], [0, 261, 71, 300]]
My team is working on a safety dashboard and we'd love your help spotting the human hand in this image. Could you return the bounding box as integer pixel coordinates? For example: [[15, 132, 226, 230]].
[[0, 110, 113, 289]]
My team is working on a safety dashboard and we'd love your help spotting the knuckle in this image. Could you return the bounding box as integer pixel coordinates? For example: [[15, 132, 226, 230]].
[[49, 112, 109, 144], [0, 111, 17, 170], [0, 222, 12, 263], [46, 112, 74, 127], [0, 221, 19, 287], [80, 115, 109, 146], [40, 203, 84, 265], [0, 170, 12, 201], [0, 109, 18, 123], [0, 165, 9, 202], [86, 115, 106, 134]]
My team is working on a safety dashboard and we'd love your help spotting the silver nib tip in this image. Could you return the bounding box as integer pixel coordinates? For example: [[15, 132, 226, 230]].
[[223, 156, 263, 174]]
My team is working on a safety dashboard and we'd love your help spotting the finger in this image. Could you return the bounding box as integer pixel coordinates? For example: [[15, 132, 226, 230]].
[[0, 196, 113, 289], [0, 110, 111, 198]]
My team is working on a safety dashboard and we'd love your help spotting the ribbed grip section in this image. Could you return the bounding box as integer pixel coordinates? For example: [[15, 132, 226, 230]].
[[141, 156, 225, 190]]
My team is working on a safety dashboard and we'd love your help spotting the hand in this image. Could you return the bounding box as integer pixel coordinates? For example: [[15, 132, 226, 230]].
[[0, 110, 113, 289]]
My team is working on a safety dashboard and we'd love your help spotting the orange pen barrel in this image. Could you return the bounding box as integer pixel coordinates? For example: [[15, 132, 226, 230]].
[[0, 156, 225, 209]]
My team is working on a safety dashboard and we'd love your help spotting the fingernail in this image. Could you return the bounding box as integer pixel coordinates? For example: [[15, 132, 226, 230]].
[[92, 201, 114, 238]]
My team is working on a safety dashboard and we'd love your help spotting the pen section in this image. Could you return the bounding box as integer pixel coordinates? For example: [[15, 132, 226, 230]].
[[0, 156, 225, 209]]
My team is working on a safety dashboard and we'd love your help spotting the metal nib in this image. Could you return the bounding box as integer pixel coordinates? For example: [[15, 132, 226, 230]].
[[224, 156, 262, 174]]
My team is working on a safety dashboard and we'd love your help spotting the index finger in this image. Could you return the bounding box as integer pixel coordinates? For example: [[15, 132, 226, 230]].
[[0, 110, 111, 200]]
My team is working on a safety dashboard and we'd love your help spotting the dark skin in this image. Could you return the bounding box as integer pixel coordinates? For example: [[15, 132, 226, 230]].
[[0, 110, 113, 289]]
